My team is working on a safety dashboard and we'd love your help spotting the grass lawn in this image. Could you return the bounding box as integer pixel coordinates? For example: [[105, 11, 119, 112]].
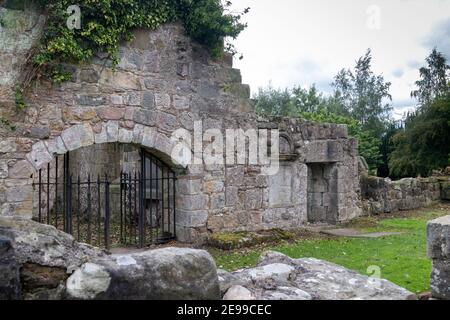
[[208, 203, 450, 294]]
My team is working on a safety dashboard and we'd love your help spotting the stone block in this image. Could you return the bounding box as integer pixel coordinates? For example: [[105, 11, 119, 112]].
[[156, 112, 178, 132], [141, 127, 156, 148], [133, 109, 157, 126], [97, 107, 124, 120], [30, 126, 50, 139], [118, 128, 133, 143], [427, 216, 450, 260], [173, 95, 189, 110], [210, 193, 225, 210], [0, 160, 8, 179], [26, 141, 53, 170], [142, 92, 155, 109], [110, 95, 123, 105], [106, 121, 119, 143], [132, 124, 145, 144], [8, 160, 34, 179], [243, 189, 263, 210], [6, 185, 32, 203], [177, 210, 208, 228], [155, 93, 170, 109], [204, 181, 224, 194], [75, 94, 105, 106], [45, 137, 67, 155], [225, 187, 238, 206], [430, 260, 450, 299], [178, 178, 202, 195], [61, 124, 94, 151], [178, 194, 209, 211]]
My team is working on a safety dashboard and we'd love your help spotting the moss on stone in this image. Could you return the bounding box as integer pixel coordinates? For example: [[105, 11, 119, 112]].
[[207, 229, 295, 250]]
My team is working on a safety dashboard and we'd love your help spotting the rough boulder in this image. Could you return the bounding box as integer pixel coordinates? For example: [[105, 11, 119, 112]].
[[0, 217, 220, 300], [219, 251, 416, 300]]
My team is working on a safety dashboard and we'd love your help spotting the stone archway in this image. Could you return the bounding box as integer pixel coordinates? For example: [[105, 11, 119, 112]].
[[6, 121, 188, 222]]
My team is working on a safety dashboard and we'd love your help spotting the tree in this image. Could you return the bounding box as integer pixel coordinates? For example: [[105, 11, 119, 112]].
[[388, 49, 450, 178], [332, 49, 392, 138], [411, 48, 450, 106], [389, 95, 450, 178], [253, 84, 294, 116]]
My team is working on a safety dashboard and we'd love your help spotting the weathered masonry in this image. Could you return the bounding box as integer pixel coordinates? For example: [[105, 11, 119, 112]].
[[0, 5, 364, 244]]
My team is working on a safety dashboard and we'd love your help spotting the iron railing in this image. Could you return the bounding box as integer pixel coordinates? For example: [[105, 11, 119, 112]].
[[33, 149, 177, 249]]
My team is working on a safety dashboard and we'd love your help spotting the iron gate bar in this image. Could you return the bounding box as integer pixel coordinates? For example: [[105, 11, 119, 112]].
[[34, 149, 177, 249], [104, 173, 110, 249], [38, 169, 42, 222], [77, 175, 80, 241], [47, 163, 50, 225], [87, 174, 91, 243], [55, 156, 58, 229], [97, 175, 101, 247]]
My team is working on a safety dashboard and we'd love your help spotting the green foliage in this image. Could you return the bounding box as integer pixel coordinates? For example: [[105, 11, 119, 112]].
[[0, 117, 16, 131], [29, 0, 247, 83], [332, 49, 392, 138], [253, 84, 294, 116], [14, 87, 26, 110], [300, 110, 382, 173], [389, 96, 450, 178], [389, 49, 450, 178], [411, 48, 450, 105], [254, 83, 349, 117]]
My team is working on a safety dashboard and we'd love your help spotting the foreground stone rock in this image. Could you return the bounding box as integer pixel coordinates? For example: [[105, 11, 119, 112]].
[[0, 217, 220, 300], [0, 216, 107, 299], [66, 248, 220, 300], [219, 251, 415, 300], [427, 215, 450, 299]]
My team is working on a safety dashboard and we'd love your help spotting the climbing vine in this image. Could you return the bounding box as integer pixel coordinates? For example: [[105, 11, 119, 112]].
[[24, 0, 248, 86]]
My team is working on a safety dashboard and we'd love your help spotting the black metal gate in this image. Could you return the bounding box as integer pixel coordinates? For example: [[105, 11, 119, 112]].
[[33, 148, 177, 249]]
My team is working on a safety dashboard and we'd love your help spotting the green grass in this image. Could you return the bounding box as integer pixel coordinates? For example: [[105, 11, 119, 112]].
[[209, 207, 450, 294]]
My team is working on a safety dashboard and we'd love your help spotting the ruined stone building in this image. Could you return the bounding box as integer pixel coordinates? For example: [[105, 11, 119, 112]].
[[0, 5, 446, 247]]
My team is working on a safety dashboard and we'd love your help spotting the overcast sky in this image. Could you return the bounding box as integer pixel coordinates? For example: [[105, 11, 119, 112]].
[[230, 0, 450, 119]]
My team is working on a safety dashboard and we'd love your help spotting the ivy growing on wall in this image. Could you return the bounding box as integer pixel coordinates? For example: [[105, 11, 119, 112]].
[[27, 0, 248, 85]]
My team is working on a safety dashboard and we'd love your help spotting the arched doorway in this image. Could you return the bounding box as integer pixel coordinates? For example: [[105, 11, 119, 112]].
[[32, 143, 177, 249]]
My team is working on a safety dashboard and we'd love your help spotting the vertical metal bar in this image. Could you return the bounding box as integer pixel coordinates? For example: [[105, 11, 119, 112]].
[[55, 156, 58, 229], [123, 173, 127, 244], [63, 154, 66, 232], [38, 169, 42, 223], [134, 171, 138, 246], [155, 158, 159, 241], [151, 156, 154, 244], [87, 174, 92, 244], [67, 175, 72, 235], [173, 173, 176, 239], [150, 157, 153, 244], [77, 175, 80, 242], [142, 151, 146, 246], [97, 174, 101, 247], [47, 163, 50, 224], [65, 152, 70, 233], [105, 174, 110, 250], [120, 171, 123, 244], [167, 169, 170, 234], [138, 149, 146, 248], [128, 173, 133, 244], [161, 166, 165, 238]]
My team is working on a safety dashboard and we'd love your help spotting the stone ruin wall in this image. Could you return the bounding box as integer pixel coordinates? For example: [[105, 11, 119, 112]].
[[360, 174, 449, 215], [0, 5, 365, 242]]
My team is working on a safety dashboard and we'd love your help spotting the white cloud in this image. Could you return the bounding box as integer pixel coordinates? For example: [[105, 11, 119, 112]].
[[229, 0, 450, 115]]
